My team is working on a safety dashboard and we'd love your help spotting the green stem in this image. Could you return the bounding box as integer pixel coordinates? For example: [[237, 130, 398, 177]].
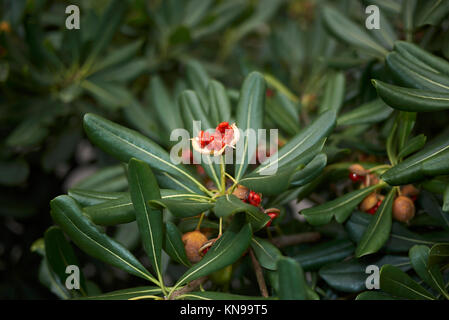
[[220, 155, 226, 193]]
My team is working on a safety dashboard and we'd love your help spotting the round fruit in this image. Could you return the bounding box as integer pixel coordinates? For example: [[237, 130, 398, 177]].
[[393, 196, 415, 223], [182, 231, 208, 263], [360, 193, 379, 212]]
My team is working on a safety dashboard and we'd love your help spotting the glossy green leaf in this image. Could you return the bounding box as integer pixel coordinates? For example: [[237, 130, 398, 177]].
[[277, 257, 307, 300], [207, 79, 231, 125], [148, 76, 183, 134], [83, 113, 207, 195], [255, 110, 336, 177], [409, 245, 449, 298], [337, 98, 393, 126], [164, 221, 190, 267], [319, 255, 411, 293], [170, 214, 252, 292], [321, 6, 388, 58], [251, 237, 282, 271], [83, 194, 135, 226], [185, 60, 210, 110], [319, 72, 346, 114], [356, 291, 397, 300], [44, 226, 87, 296], [149, 198, 214, 218], [419, 190, 449, 229], [355, 189, 395, 258], [68, 189, 126, 207], [178, 291, 269, 300], [290, 153, 327, 187], [415, 0, 449, 27], [50, 195, 157, 283], [401, 0, 417, 42], [234, 72, 266, 182], [443, 184, 449, 212], [302, 184, 381, 225], [380, 264, 435, 300], [77, 286, 162, 300], [397, 134, 427, 159], [128, 158, 164, 282], [214, 194, 270, 231], [372, 80, 449, 112], [381, 130, 449, 185], [428, 243, 449, 267], [73, 165, 127, 192], [293, 238, 354, 271], [386, 52, 449, 93]]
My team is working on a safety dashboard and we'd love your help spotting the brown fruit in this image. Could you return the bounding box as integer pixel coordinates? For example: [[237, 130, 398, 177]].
[[360, 193, 379, 212], [232, 184, 249, 201], [349, 164, 367, 176], [393, 196, 415, 223], [182, 231, 208, 263], [401, 185, 419, 197]]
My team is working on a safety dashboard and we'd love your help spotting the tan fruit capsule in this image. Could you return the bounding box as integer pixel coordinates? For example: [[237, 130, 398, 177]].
[[401, 185, 419, 197], [360, 193, 379, 212], [182, 231, 208, 263], [232, 184, 249, 201], [393, 196, 415, 223], [349, 164, 367, 176]]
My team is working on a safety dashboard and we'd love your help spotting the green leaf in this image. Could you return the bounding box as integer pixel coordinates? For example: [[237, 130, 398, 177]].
[[251, 237, 283, 271], [178, 291, 269, 300], [337, 98, 393, 126], [380, 264, 435, 300], [44, 226, 87, 297], [381, 130, 449, 185], [356, 291, 397, 300], [83, 194, 135, 226], [84, 0, 130, 68], [355, 189, 395, 258], [73, 165, 127, 192], [386, 52, 449, 93], [83, 113, 208, 195], [290, 153, 327, 187], [401, 0, 417, 42], [170, 214, 252, 292], [394, 41, 449, 76], [50, 195, 157, 284], [293, 238, 354, 271], [428, 243, 449, 267], [419, 190, 449, 229], [277, 257, 307, 300], [397, 134, 427, 159], [77, 286, 162, 300], [255, 110, 336, 177], [319, 72, 346, 114], [128, 158, 164, 283], [207, 80, 231, 125], [302, 184, 382, 225], [321, 6, 388, 58], [444, 184, 449, 212], [319, 255, 411, 293], [234, 72, 266, 182], [372, 80, 449, 112], [164, 221, 191, 267], [241, 139, 326, 195], [91, 40, 144, 73], [415, 0, 449, 27], [409, 245, 449, 298], [396, 111, 416, 153], [68, 189, 126, 207], [149, 198, 214, 218], [214, 194, 270, 231], [148, 76, 183, 135], [185, 60, 211, 110]]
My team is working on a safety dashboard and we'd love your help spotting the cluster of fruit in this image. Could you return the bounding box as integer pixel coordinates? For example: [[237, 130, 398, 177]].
[[349, 164, 418, 223]]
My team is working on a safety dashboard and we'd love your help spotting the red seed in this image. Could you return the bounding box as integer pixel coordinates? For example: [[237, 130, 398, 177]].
[[349, 172, 363, 182], [216, 122, 232, 134], [266, 88, 275, 97], [367, 200, 382, 215], [248, 191, 261, 206]]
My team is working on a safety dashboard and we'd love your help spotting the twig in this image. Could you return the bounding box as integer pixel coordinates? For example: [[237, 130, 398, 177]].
[[168, 276, 208, 300], [271, 232, 321, 248], [249, 249, 269, 298]]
